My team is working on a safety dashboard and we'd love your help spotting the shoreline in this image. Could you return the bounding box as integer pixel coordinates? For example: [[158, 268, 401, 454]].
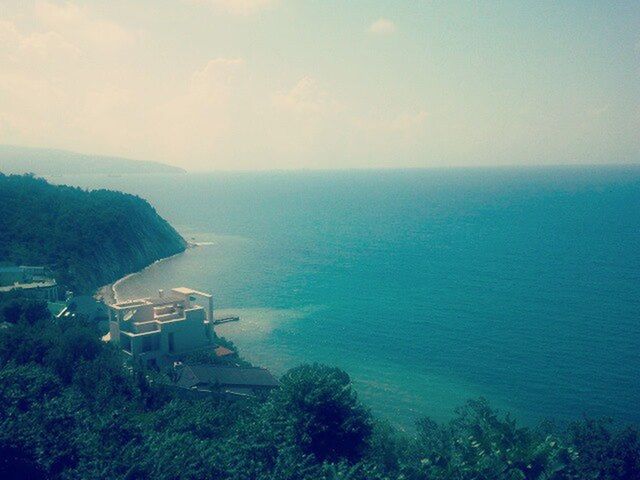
[[95, 242, 197, 305]]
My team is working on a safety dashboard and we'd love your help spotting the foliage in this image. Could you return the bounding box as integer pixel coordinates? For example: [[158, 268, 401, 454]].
[[566, 418, 640, 479], [408, 399, 576, 480], [0, 173, 186, 292], [0, 304, 638, 480], [265, 364, 373, 464], [0, 294, 51, 325]]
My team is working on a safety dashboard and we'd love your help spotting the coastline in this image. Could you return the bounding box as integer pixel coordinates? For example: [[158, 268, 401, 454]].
[[95, 242, 196, 305]]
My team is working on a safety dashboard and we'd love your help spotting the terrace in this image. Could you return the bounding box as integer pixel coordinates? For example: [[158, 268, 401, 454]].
[[108, 287, 215, 363]]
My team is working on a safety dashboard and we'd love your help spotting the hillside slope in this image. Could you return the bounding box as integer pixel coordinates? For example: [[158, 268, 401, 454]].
[[0, 145, 185, 175], [0, 174, 187, 293]]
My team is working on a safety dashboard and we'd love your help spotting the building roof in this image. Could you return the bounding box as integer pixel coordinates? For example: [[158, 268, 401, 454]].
[[0, 266, 22, 274], [172, 287, 212, 298], [111, 287, 213, 311], [112, 292, 185, 309], [47, 301, 68, 318], [47, 302, 67, 317], [147, 292, 187, 305], [176, 365, 279, 390], [68, 295, 107, 319], [215, 346, 234, 357]]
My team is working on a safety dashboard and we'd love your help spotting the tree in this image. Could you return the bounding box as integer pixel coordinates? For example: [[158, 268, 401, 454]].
[[0, 173, 186, 293], [265, 364, 373, 464], [0, 312, 639, 479], [567, 418, 640, 480], [412, 399, 575, 480], [0, 297, 50, 325]]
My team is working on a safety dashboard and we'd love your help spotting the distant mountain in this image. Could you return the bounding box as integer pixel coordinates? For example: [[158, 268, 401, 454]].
[[0, 145, 185, 175]]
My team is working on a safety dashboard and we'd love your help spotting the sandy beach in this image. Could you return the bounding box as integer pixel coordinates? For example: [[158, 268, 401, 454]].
[[94, 242, 197, 305]]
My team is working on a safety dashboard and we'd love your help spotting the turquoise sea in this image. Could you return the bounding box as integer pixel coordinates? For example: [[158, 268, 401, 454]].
[[55, 167, 640, 428]]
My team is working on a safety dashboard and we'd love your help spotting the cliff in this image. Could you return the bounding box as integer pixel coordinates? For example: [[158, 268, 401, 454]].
[[0, 173, 187, 293]]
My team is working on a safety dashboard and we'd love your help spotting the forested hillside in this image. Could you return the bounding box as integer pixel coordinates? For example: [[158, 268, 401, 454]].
[[0, 173, 186, 292]]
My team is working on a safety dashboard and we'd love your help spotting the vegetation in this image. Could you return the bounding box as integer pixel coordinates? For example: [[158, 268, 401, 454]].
[[0, 298, 638, 480], [1, 174, 638, 479], [0, 174, 186, 292]]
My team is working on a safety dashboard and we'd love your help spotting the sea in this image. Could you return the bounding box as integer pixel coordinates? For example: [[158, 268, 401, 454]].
[[53, 166, 640, 429]]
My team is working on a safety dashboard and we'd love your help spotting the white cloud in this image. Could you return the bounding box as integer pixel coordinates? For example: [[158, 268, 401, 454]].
[[145, 57, 252, 162], [34, 1, 136, 50], [586, 104, 610, 120], [355, 110, 428, 133], [191, 57, 245, 88], [273, 77, 342, 114], [184, 0, 278, 15], [0, 19, 81, 63], [369, 18, 396, 35], [0, 2, 426, 170], [0, 3, 142, 157]]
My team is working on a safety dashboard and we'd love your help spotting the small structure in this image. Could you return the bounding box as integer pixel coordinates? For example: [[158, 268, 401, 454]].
[[47, 301, 68, 318], [0, 266, 59, 301], [174, 364, 279, 397], [108, 287, 215, 367], [67, 295, 108, 321], [215, 346, 234, 358], [53, 295, 109, 321]]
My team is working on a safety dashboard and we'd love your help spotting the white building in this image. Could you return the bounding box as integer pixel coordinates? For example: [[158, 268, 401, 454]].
[[108, 287, 214, 367]]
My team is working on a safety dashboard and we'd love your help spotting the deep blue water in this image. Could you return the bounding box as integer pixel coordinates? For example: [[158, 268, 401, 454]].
[[55, 167, 640, 428]]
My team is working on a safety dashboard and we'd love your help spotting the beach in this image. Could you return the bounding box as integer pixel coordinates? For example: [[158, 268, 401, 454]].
[[95, 242, 199, 306]]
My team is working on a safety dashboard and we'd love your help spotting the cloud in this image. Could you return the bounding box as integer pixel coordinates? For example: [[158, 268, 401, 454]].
[[191, 57, 245, 87], [34, 1, 136, 50], [369, 18, 396, 35], [587, 104, 610, 119], [187, 57, 246, 108], [355, 110, 428, 133], [0, 19, 81, 63], [145, 57, 251, 162], [273, 77, 342, 114], [0, 3, 142, 157], [184, 0, 278, 15], [0, 2, 426, 170]]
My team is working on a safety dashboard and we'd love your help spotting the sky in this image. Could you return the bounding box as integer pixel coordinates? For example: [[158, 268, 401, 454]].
[[0, 1, 638, 171]]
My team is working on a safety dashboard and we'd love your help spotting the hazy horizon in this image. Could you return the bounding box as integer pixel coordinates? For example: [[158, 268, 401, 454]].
[[1, 1, 639, 171]]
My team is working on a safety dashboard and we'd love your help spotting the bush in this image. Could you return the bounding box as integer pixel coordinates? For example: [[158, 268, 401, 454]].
[[266, 364, 373, 464], [0, 317, 638, 479]]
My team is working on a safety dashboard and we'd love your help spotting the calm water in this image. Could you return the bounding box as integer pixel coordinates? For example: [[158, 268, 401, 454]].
[[54, 167, 640, 428]]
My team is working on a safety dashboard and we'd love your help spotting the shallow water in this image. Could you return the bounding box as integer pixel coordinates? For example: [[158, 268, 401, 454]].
[[54, 167, 640, 428]]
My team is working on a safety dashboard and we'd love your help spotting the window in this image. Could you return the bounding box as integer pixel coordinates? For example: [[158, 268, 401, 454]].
[[142, 335, 159, 353]]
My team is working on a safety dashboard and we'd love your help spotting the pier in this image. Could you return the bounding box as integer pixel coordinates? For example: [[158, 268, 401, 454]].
[[213, 316, 240, 325]]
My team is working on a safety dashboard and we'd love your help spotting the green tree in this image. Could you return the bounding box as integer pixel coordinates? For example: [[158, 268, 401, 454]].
[[567, 418, 640, 480], [265, 364, 373, 464], [0, 297, 50, 325], [0, 173, 186, 293], [412, 399, 575, 480]]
